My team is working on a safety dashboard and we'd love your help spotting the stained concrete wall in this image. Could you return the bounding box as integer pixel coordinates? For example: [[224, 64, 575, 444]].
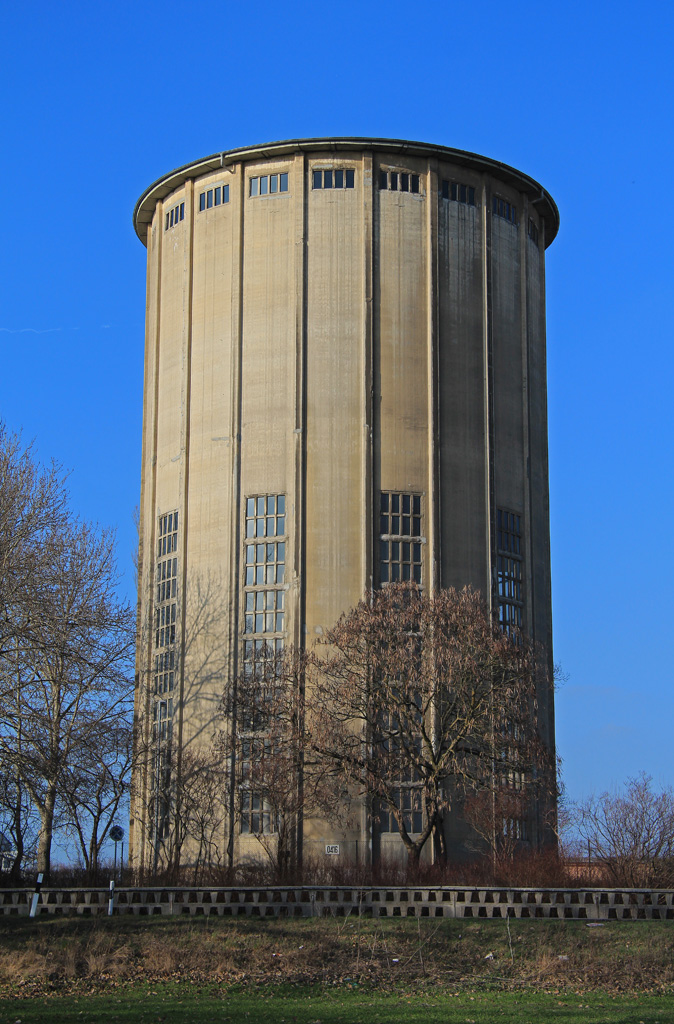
[[130, 139, 558, 872]]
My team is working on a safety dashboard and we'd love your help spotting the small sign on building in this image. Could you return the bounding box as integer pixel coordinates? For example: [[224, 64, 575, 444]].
[[325, 844, 340, 856]]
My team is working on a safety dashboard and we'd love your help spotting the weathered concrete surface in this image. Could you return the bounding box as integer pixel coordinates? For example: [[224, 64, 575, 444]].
[[131, 139, 558, 874]]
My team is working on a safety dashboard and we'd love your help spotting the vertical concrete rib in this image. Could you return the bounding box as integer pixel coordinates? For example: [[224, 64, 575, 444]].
[[533, 213, 549, 655], [294, 152, 308, 651], [371, 152, 381, 590], [362, 152, 374, 598], [226, 162, 245, 866], [535, 212, 556, 752], [520, 197, 533, 639], [293, 151, 308, 863], [176, 179, 195, 802], [132, 209, 163, 872], [361, 151, 375, 867], [426, 159, 440, 595], [482, 181, 495, 612]]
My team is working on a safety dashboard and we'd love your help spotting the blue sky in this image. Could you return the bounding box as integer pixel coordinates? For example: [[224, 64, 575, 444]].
[[1, 0, 672, 827]]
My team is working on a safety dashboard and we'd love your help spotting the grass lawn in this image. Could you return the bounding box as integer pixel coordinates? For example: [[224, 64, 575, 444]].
[[1, 985, 674, 1023]]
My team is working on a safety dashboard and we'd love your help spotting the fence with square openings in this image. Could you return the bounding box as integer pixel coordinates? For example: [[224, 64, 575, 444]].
[[1, 886, 673, 920]]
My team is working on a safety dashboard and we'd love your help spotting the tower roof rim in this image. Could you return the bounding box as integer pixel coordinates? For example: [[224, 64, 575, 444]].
[[132, 137, 559, 246]]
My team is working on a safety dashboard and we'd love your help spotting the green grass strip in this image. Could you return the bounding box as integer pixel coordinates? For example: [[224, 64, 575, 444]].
[[1, 985, 674, 1023]]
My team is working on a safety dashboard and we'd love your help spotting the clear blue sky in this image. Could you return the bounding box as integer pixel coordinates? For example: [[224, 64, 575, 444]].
[[1, 0, 672, 819]]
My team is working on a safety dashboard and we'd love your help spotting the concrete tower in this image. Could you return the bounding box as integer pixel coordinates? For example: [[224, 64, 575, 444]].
[[130, 138, 559, 872]]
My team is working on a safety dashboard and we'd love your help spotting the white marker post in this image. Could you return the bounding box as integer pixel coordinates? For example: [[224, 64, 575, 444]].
[[29, 872, 44, 918], [108, 879, 115, 916]]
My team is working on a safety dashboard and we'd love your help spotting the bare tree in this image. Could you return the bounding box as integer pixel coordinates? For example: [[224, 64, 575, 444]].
[[177, 747, 229, 884], [305, 583, 551, 868], [463, 755, 564, 872], [61, 716, 134, 880], [0, 426, 135, 879], [132, 574, 232, 881], [462, 785, 533, 868], [0, 757, 39, 881], [2, 521, 134, 877], [222, 648, 343, 879], [575, 773, 674, 887], [141, 742, 229, 884], [0, 422, 68, 666]]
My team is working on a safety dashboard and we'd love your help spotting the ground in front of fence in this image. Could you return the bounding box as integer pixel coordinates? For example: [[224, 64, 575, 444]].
[[0, 914, 673, 1001]]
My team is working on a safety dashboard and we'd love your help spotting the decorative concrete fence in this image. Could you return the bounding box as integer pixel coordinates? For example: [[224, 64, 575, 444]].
[[1, 885, 674, 921]]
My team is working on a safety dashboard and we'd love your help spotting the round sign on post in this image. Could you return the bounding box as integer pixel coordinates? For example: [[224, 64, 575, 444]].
[[110, 825, 125, 882]]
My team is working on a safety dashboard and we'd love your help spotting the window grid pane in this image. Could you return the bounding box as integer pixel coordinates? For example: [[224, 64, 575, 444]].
[[250, 173, 289, 197], [239, 736, 277, 834], [379, 492, 423, 585], [154, 511, 179, 694], [492, 195, 518, 225], [311, 167, 356, 190], [152, 511, 179, 842], [242, 495, 287, 670], [440, 179, 476, 207], [379, 170, 422, 195], [375, 789, 423, 834], [496, 508, 523, 635], [164, 201, 185, 230]]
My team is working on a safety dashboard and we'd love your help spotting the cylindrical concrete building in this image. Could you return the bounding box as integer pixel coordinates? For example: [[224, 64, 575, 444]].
[[130, 138, 558, 873]]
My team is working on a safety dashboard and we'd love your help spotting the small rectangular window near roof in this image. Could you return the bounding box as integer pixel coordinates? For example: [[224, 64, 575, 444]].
[[180, 202, 184, 219], [250, 177, 259, 197], [401, 173, 409, 192], [207, 190, 214, 209], [214, 187, 221, 206], [280, 172, 288, 192], [324, 169, 333, 189], [379, 170, 387, 190], [411, 174, 419, 194], [334, 169, 343, 188], [345, 169, 354, 188], [223, 184, 229, 203], [390, 172, 398, 191], [199, 193, 206, 211], [313, 170, 322, 189], [165, 213, 169, 230], [260, 176, 268, 195], [270, 174, 278, 193]]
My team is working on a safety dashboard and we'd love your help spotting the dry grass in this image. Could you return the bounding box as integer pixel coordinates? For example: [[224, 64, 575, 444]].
[[1, 915, 673, 1000]]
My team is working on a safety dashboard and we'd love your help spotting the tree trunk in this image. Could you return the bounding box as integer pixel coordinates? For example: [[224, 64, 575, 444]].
[[432, 818, 447, 863], [8, 792, 25, 883], [37, 785, 57, 880], [88, 832, 99, 882], [9, 843, 24, 885], [406, 844, 421, 871]]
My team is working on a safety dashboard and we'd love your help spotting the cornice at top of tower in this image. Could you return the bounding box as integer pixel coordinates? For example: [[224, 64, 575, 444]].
[[133, 137, 559, 247]]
